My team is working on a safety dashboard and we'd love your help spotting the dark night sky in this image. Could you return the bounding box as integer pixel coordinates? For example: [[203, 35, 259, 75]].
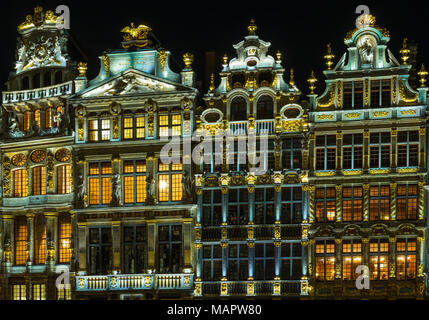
[[1, 0, 428, 96]]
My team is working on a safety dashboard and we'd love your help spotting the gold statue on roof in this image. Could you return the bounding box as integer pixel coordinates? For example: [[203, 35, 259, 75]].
[[121, 23, 153, 49], [17, 7, 59, 31]]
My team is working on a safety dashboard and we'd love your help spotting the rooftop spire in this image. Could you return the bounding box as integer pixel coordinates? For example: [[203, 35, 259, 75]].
[[248, 19, 257, 35]]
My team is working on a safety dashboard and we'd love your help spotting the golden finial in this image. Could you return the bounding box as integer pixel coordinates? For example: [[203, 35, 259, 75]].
[[324, 44, 335, 70], [418, 64, 428, 88], [209, 73, 215, 92], [77, 62, 88, 77], [248, 19, 257, 35], [400, 38, 410, 65], [183, 52, 194, 69], [222, 54, 228, 65], [289, 68, 295, 87], [358, 14, 376, 28], [307, 71, 317, 94], [276, 50, 282, 62]]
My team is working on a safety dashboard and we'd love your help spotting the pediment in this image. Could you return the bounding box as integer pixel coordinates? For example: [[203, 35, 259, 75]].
[[79, 69, 185, 98]]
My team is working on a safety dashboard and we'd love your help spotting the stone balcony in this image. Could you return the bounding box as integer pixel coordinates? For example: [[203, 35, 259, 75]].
[[2, 81, 74, 104]]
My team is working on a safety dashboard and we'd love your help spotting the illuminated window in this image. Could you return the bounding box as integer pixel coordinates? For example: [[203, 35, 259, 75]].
[[57, 164, 72, 194], [370, 132, 390, 168], [202, 244, 222, 281], [159, 114, 169, 137], [282, 138, 302, 170], [158, 225, 182, 273], [23, 111, 30, 131], [123, 117, 134, 139], [342, 186, 363, 222], [89, 227, 112, 275], [227, 243, 248, 281], [397, 184, 418, 220], [101, 119, 110, 140], [55, 106, 63, 127], [88, 119, 98, 141], [202, 190, 222, 226], [58, 214, 71, 263], [123, 226, 146, 274], [315, 240, 335, 281], [13, 169, 28, 198], [158, 162, 182, 202], [171, 114, 181, 136], [32, 284, 46, 300], [34, 215, 46, 265], [369, 239, 389, 280], [15, 216, 28, 265], [343, 134, 363, 169], [88, 162, 112, 205], [342, 240, 362, 280], [315, 187, 336, 222], [228, 188, 249, 225], [45, 107, 54, 129], [370, 185, 390, 221], [123, 160, 146, 204], [32, 166, 46, 195], [11, 284, 26, 300], [88, 118, 110, 141], [255, 243, 275, 280], [34, 109, 41, 127], [136, 116, 145, 138], [396, 238, 416, 280], [254, 188, 274, 225], [159, 114, 181, 137], [57, 284, 71, 300], [397, 131, 419, 167], [281, 187, 302, 224], [316, 135, 336, 171], [281, 243, 302, 280]]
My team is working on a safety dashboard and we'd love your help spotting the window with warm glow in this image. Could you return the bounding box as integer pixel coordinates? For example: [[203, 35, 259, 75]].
[[32, 166, 46, 195], [370, 185, 390, 221], [397, 184, 418, 220], [315, 187, 336, 222], [369, 239, 389, 280], [88, 119, 98, 141], [34, 109, 41, 128], [32, 284, 46, 300], [397, 131, 419, 168], [88, 162, 112, 205], [45, 107, 54, 129], [370, 132, 391, 168], [342, 240, 362, 280], [123, 117, 134, 139], [57, 164, 72, 194], [158, 162, 182, 202], [316, 135, 336, 171], [342, 186, 363, 222], [101, 119, 110, 140], [123, 160, 146, 204], [171, 114, 181, 136], [159, 114, 181, 137], [34, 215, 46, 265], [11, 284, 26, 300], [13, 169, 28, 198], [57, 284, 71, 300], [58, 213, 71, 263], [396, 238, 416, 280], [159, 114, 169, 137], [315, 240, 335, 281], [23, 111, 30, 131], [15, 216, 28, 265]]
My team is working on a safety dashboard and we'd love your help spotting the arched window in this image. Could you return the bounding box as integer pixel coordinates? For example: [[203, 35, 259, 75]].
[[55, 71, 62, 84], [230, 97, 247, 121], [34, 109, 41, 128], [23, 111, 30, 131], [45, 107, 55, 129], [33, 73, 41, 89], [22, 76, 29, 90], [44, 72, 51, 87], [256, 95, 274, 119]]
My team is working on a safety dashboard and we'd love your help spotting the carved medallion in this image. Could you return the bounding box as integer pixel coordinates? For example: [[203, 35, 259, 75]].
[[11, 153, 27, 167], [55, 148, 71, 162], [30, 149, 46, 163]]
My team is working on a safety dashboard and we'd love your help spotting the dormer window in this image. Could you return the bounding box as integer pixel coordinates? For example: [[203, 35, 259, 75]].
[[370, 79, 391, 107], [343, 81, 363, 109]]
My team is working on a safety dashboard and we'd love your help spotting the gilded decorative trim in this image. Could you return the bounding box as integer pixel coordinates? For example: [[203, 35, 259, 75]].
[[392, 77, 397, 104], [317, 88, 335, 108], [308, 186, 315, 223], [369, 169, 391, 175], [315, 171, 336, 177], [372, 111, 389, 117], [343, 170, 363, 176], [390, 183, 397, 220], [336, 81, 342, 108], [397, 167, 419, 173], [364, 79, 369, 106], [317, 114, 334, 121], [344, 112, 361, 119], [399, 81, 418, 103], [335, 185, 342, 222]]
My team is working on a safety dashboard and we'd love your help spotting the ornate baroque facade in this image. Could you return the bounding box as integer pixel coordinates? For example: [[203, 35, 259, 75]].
[[0, 8, 428, 300]]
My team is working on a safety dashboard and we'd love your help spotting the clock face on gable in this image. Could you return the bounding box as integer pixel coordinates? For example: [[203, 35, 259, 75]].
[[30, 149, 46, 163], [11, 153, 27, 167]]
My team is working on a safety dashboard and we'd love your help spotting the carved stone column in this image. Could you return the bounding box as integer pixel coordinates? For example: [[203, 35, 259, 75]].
[[363, 184, 370, 222], [27, 214, 35, 267], [419, 128, 426, 171], [389, 237, 396, 279], [362, 238, 370, 266], [363, 130, 370, 173], [390, 183, 397, 220], [146, 220, 157, 272], [183, 218, 193, 271], [308, 133, 315, 172], [391, 128, 397, 172], [44, 212, 58, 264], [418, 182, 425, 220], [111, 220, 121, 272], [335, 185, 342, 223], [334, 238, 342, 280], [336, 131, 342, 172], [307, 186, 316, 223], [77, 222, 87, 273]]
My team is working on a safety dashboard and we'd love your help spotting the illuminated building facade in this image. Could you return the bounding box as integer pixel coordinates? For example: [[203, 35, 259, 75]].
[[305, 15, 428, 299], [0, 8, 428, 300]]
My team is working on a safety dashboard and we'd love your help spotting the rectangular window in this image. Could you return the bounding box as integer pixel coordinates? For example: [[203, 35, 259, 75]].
[[342, 186, 363, 222], [354, 81, 364, 108], [159, 114, 169, 137], [227, 244, 248, 281], [89, 227, 112, 275], [315, 187, 336, 222], [397, 131, 419, 167], [57, 285, 71, 300], [136, 116, 145, 138], [315, 240, 335, 281], [316, 135, 336, 171], [158, 225, 182, 273], [89, 162, 112, 205], [281, 243, 302, 280], [171, 114, 182, 136], [32, 284, 46, 300], [123, 226, 146, 274], [123, 160, 146, 204], [58, 214, 72, 264], [342, 240, 362, 280], [370, 132, 391, 168], [396, 238, 416, 280], [123, 117, 134, 139], [281, 187, 302, 224], [88, 119, 98, 141], [34, 215, 46, 265], [343, 82, 352, 108], [371, 80, 381, 107], [228, 188, 249, 225], [202, 244, 222, 281], [255, 243, 275, 280], [282, 138, 302, 170], [369, 239, 389, 280], [381, 79, 391, 107], [397, 184, 418, 220], [34, 109, 41, 128], [11, 284, 26, 300], [13, 169, 28, 198], [342, 134, 363, 169], [32, 166, 46, 195], [15, 216, 28, 265], [158, 162, 183, 202], [370, 185, 390, 221], [101, 119, 110, 140], [57, 164, 72, 194], [202, 190, 222, 226], [254, 188, 275, 224]]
